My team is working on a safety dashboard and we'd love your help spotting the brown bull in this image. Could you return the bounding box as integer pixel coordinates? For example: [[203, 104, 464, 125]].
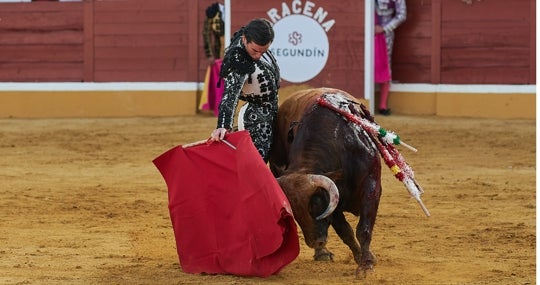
[[269, 88, 382, 277]]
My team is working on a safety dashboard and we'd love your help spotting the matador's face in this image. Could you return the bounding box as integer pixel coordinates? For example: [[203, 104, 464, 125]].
[[242, 35, 270, 61]]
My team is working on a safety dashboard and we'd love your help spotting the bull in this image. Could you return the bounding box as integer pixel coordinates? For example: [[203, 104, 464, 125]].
[[269, 87, 382, 277]]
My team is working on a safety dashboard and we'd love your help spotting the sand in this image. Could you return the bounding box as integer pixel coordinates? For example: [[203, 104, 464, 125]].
[[0, 114, 535, 284]]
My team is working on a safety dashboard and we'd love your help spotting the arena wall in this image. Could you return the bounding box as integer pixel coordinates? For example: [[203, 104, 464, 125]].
[[0, 0, 535, 119], [0, 83, 534, 119], [0, 83, 199, 118], [387, 84, 536, 119]]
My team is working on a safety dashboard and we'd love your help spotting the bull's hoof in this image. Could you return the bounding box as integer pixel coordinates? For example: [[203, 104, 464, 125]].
[[355, 251, 377, 279], [368, 251, 377, 266], [313, 248, 334, 261], [355, 264, 374, 279]]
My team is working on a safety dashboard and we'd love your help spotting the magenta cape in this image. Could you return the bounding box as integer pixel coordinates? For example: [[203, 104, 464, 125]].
[[375, 33, 391, 83], [153, 131, 299, 277], [198, 58, 224, 116]]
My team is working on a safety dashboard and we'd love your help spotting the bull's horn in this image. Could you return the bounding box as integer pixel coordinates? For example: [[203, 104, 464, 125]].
[[308, 174, 340, 220]]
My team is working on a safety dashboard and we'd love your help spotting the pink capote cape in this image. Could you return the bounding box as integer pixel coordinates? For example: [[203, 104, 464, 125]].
[[198, 59, 224, 116], [152, 131, 299, 277], [375, 33, 391, 83]]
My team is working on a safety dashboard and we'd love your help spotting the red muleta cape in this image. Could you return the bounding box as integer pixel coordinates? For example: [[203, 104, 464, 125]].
[[153, 131, 299, 277]]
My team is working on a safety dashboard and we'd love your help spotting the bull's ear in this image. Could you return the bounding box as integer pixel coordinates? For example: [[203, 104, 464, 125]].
[[324, 171, 343, 182]]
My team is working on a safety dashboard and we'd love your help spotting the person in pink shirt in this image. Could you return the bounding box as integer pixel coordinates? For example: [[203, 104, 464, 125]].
[[375, 0, 407, 115]]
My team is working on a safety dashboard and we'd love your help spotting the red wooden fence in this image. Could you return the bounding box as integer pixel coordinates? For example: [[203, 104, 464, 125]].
[[0, 0, 535, 87]]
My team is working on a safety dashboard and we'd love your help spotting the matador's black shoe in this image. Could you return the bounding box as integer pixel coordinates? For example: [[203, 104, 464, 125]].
[[378, 108, 391, 116]]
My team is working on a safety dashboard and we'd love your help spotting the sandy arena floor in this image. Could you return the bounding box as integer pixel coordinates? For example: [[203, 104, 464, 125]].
[[0, 113, 535, 284]]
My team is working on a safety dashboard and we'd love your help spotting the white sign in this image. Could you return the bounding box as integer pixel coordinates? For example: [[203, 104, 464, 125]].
[[267, 1, 335, 83]]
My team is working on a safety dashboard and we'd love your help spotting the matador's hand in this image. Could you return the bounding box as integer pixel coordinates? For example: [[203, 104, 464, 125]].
[[210, 128, 227, 142]]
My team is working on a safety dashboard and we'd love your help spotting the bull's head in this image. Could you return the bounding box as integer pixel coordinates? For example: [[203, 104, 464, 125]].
[[277, 173, 339, 249]]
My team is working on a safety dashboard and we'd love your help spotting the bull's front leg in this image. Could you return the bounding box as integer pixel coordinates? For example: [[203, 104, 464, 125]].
[[331, 211, 362, 264], [312, 220, 334, 261]]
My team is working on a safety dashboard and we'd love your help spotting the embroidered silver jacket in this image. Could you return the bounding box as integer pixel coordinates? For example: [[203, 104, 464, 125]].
[[217, 37, 280, 162]]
